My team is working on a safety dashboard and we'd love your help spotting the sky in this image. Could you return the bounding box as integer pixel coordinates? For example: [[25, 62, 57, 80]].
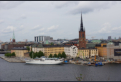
[[0, 1, 121, 42]]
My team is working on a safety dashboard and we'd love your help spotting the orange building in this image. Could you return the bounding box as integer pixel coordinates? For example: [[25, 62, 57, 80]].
[[95, 43, 107, 57]]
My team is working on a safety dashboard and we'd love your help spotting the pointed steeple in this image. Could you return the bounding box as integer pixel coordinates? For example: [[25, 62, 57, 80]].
[[83, 27, 85, 31], [13, 30, 15, 39], [80, 12, 84, 32], [12, 29, 15, 42]]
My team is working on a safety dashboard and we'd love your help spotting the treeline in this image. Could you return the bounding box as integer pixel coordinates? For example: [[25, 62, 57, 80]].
[[29, 51, 66, 59], [5, 52, 15, 57], [49, 52, 66, 58], [29, 51, 44, 59]]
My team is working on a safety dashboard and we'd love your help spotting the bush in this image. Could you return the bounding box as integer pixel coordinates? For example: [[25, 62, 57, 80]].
[[5, 52, 16, 57]]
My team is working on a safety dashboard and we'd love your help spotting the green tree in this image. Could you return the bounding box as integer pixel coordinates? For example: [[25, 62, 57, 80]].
[[37, 51, 44, 58], [29, 51, 34, 58], [49, 54, 53, 58], [26, 46, 30, 52], [11, 52, 15, 56], [50, 42, 54, 45], [32, 52, 37, 59], [62, 52, 66, 58], [5, 52, 16, 57], [53, 54, 58, 58], [58, 53, 62, 58]]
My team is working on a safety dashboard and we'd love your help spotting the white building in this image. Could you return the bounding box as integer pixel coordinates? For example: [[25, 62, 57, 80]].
[[34, 36, 53, 42], [32, 44, 44, 53], [64, 45, 78, 58]]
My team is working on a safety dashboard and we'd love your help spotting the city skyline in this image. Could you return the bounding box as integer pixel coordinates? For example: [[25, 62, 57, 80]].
[[0, 1, 121, 42]]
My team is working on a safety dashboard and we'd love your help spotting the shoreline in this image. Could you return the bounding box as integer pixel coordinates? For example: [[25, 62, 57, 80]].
[[0, 56, 25, 63]]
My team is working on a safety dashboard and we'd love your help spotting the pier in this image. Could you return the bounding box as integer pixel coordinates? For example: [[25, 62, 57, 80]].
[[0, 56, 25, 63]]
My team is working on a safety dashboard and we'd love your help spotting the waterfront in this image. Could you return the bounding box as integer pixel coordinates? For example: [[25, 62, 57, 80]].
[[0, 54, 121, 81]]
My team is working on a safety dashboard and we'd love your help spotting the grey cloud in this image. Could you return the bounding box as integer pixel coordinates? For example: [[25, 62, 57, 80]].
[[31, 25, 43, 30], [51, 1, 79, 8], [0, 1, 24, 10], [67, 1, 118, 15]]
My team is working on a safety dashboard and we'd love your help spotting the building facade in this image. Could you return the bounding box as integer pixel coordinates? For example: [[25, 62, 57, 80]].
[[11, 47, 28, 57], [95, 43, 107, 57], [77, 48, 98, 58], [64, 45, 78, 58], [34, 36, 53, 42], [32, 44, 78, 58], [32, 44, 44, 53], [44, 46, 64, 57], [107, 42, 121, 60], [108, 36, 111, 41]]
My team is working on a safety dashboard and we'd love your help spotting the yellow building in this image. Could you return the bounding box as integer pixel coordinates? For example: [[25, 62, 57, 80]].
[[32, 44, 65, 57], [77, 48, 98, 58], [44, 45, 64, 57], [11, 47, 28, 57], [95, 43, 107, 57], [78, 49, 89, 58]]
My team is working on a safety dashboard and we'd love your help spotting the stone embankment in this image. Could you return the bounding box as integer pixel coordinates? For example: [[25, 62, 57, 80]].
[[0, 56, 25, 63]]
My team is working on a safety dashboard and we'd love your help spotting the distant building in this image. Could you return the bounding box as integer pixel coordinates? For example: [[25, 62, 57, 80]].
[[11, 47, 28, 57], [108, 36, 111, 41], [77, 48, 98, 58], [1, 43, 33, 50], [107, 42, 121, 60], [32, 44, 78, 58], [91, 39, 101, 44], [95, 43, 107, 57], [64, 45, 78, 58], [34, 36, 53, 42]]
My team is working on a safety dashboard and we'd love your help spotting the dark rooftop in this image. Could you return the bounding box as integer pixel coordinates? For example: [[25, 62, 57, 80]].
[[12, 47, 27, 50]]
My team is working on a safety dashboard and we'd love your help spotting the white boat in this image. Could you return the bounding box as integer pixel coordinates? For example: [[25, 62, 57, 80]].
[[25, 56, 63, 65]]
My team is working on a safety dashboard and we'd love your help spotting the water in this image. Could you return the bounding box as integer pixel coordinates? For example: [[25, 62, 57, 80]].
[[0, 54, 121, 81]]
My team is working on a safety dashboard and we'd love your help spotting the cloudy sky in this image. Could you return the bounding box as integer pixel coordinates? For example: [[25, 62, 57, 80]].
[[0, 1, 121, 42]]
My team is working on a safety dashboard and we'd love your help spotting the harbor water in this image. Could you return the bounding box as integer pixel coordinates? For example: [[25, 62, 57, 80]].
[[0, 54, 121, 81]]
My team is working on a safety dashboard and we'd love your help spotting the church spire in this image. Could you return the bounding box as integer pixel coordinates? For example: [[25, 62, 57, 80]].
[[12, 29, 15, 42], [80, 12, 84, 32], [13, 30, 15, 39]]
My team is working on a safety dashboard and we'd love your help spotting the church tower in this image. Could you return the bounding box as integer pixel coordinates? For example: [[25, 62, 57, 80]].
[[79, 13, 86, 48], [12, 30, 15, 42]]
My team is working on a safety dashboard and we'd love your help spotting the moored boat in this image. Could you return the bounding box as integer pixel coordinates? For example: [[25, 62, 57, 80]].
[[25, 56, 63, 65]]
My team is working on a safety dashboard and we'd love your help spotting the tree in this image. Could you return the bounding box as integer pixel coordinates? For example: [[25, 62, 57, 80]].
[[5, 52, 16, 57], [11, 52, 15, 56], [58, 53, 62, 58], [49, 54, 53, 58], [29, 51, 34, 58], [37, 51, 44, 58], [26, 46, 30, 52], [50, 42, 54, 45], [53, 54, 58, 58], [62, 52, 66, 58]]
